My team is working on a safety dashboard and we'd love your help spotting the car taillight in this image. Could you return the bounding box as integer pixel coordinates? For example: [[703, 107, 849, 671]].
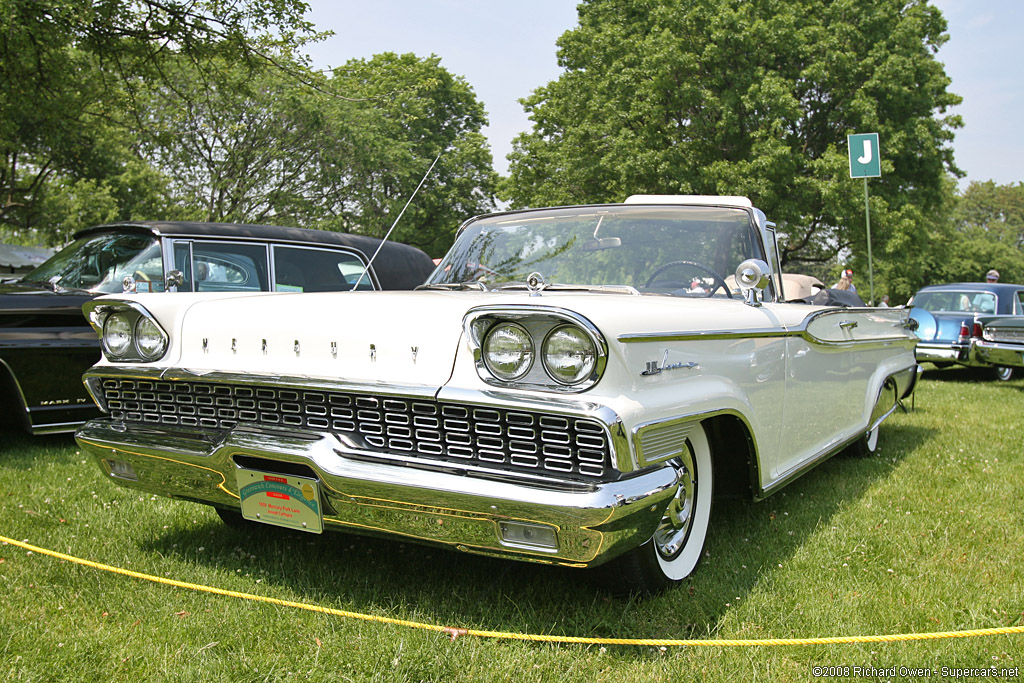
[[972, 321, 983, 338], [958, 321, 970, 341]]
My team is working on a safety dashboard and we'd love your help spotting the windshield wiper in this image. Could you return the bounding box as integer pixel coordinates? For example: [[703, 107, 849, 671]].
[[493, 282, 641, 295], [415, 281, 489, 291]]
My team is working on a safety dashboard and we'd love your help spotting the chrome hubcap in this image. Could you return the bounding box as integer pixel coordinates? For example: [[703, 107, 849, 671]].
[[653, 447, 696, 559]]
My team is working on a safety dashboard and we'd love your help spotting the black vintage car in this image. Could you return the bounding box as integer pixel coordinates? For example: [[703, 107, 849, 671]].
[[0, 221, 436, 434]]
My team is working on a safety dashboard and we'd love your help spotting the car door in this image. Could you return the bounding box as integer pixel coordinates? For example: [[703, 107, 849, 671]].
[[775, 308, 910, 480]]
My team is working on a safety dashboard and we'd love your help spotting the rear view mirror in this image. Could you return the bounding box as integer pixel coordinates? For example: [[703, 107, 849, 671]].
[[582, 237, 621, 252]]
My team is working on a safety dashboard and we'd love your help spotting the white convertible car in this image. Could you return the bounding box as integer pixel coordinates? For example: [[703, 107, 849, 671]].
[[75, 196, 919, 593]]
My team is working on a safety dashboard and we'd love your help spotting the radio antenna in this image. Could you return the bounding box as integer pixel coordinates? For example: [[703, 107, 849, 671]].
[[351, 153, 441, 291]]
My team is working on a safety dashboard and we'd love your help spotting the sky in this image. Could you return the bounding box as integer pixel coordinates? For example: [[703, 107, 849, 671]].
[[302, 0, 1022, 187]]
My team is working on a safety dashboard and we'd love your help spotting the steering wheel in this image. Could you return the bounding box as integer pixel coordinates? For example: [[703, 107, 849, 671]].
[[643, 260, 733, 298]]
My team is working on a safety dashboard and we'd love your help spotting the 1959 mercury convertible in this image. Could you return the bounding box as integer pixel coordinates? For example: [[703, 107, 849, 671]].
[[75, 196, 919, 592]]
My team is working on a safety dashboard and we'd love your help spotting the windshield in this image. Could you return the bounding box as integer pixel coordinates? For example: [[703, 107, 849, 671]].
[[428, 205, 763, 296], [22, 231, 163, 293]]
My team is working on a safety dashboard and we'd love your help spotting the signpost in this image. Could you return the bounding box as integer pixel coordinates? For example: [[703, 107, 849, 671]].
[[848, 133, 880, 305]]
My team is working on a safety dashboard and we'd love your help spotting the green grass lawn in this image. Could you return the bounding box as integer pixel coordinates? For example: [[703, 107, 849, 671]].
[[1, 367, 1022, 681]]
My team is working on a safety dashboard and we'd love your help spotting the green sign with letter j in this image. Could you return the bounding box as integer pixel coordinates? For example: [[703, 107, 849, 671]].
[[848, 133, 881, 178]]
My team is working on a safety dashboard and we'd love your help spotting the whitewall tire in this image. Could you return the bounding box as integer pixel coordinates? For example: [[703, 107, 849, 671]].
[[607, 423, 714, 593]]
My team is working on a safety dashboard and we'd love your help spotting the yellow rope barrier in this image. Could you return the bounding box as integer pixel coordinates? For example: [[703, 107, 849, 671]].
[[3, 534, 1022, 647]]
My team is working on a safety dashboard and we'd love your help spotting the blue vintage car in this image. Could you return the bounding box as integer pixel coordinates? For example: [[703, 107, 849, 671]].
[[908, 282, 1024, 380]]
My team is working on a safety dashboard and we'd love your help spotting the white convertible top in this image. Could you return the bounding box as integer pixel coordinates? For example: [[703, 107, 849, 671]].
[[624, 194, 753, 208]]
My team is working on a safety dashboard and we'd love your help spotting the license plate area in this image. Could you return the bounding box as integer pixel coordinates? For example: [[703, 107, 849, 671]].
[[236, 467, 323, 534]]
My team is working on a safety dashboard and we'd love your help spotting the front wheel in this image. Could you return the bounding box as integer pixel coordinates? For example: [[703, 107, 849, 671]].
[[605, 424, 714, 594]]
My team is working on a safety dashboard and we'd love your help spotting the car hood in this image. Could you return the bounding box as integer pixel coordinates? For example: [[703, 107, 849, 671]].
[[159, 290, 810, 388], [0, 280, 96, 315]]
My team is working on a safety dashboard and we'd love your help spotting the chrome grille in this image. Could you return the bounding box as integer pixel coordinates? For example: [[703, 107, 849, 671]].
[[100, 379, 612, 480]]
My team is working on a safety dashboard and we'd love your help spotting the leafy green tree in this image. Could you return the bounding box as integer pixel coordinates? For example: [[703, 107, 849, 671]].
[[0, 0, 316, 242], [135, 56, 331, 224], [924, 180, 1024, 288], [133, 52, 496, 256], [503, 0, 961, 277], [308, 53, 498, 256]]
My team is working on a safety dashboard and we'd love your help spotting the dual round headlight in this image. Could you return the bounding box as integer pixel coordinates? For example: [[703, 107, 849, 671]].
[[543, 325, 597, 384], [481, 322, 598, 386], [102, 310, 167, 361], [482, 322, 534, 381], [103, 312, 134, 356], [134, 316, 167, 359]]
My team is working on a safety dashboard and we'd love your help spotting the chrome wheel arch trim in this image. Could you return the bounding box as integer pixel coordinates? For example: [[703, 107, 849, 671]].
[[632, 408, 762, 497]]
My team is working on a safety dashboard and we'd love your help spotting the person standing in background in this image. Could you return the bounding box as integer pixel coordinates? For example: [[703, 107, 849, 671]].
[[833, 268, 856, 292]]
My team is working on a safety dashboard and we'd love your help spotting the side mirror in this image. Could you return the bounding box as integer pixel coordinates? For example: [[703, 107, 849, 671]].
[[735, 259, 771, 307], [165, 269, 184, 290]]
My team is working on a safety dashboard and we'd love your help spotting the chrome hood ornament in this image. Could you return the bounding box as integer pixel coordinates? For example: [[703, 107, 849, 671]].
[[526, 272, 547, 296]]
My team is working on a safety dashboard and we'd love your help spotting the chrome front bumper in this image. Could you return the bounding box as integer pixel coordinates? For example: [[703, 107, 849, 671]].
[[75, 420, 679, 568]]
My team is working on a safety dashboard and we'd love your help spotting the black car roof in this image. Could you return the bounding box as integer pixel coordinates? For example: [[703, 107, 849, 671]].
[[75, 221, 436, 290]]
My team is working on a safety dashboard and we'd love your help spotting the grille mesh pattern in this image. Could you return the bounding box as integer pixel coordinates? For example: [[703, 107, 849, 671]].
[[101, 379, 612, 480]]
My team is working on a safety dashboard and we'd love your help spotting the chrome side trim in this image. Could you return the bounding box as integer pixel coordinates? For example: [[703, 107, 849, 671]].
[[619, 308, 916, 348], [619, 328, 789, 343], [29, 420, 88, 435], [635, 420, 695, 467], [759, 433, 858, 499]]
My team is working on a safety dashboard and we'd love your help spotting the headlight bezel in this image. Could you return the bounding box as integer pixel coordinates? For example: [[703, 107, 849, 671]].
[[85, 299, 170, 363], [466, 306, 607, 392]]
